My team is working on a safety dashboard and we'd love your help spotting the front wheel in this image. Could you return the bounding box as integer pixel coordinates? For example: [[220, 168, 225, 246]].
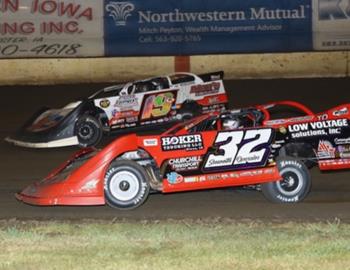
[[104, 160, 150, 210], [74, 115, 102, 148], [261, 158, 311, 203]]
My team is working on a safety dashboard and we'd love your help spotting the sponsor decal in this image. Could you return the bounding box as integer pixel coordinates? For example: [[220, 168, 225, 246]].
[[110, 118, 125, 125], [333, 107, 348, 117], [288, 119, 348, 138], [317, 140, 336, 159], [183, 168, 276, 183], [80, 179, 99, 192], [106, 1, 135, 26], [335, 137, 350, 145], [320, 159, 350, 166], [279, 126, 287, 134], [279, 160, 302, 169], [166, 172, 184, 184], [318, 113, 328, 120], [126, 116, 138, 123], [168, 156, 202, 171], [184, 176, 200, 183], [204, 129, 273, 171], [115, 95, 138, 109], [337, 145, 350, 158], [190, 82, 221, 96], [161, 134, 203, 151], [143, 138, 158, 146], [265, 116, 313, 126], [277, 195, 299, 202], [137, 5, 308, 24], [208, 96, 220, 104], [99, 99, 110, 108], [265, 119, 287, 125]]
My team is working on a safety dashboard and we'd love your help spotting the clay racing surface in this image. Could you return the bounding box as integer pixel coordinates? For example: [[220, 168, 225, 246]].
[[0, 78, 349, 222]]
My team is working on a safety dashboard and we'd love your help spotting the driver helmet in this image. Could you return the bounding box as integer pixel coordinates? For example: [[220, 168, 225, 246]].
[[222, 118, 240, 130]]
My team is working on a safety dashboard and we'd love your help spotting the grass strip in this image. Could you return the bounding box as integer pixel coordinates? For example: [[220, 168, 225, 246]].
[[0, 219, 349, 270]]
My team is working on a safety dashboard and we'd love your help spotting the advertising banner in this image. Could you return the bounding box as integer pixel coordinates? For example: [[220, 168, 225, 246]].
[[1, 0, 349, 59], [104, 0, 313, 56], [312, 0, 350, 50], [0, 0, 104, 58]]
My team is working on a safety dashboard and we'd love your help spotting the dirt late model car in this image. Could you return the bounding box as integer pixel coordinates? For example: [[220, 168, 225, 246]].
[[6, 71, 227, 148], [17, 107, 317, 210]]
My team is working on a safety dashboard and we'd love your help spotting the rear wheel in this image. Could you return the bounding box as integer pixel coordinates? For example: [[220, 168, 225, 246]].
[[261, 158, 311, 203], [104, 160, 150, 210], [75, 115, 102, 147]]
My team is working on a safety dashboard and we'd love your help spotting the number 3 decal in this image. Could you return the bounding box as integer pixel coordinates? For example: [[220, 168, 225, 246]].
[[204, 129, 273, 171]]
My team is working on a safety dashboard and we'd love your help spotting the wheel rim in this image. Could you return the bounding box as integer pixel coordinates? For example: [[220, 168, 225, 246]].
[[79, 124, 94, 140], [109, 171, 140, 201], [276, 167, 303, 196]]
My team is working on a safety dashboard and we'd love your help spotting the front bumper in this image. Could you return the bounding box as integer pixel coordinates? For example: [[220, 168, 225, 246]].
[[5, 136, 79, 148], [15, 192, 105, 206]]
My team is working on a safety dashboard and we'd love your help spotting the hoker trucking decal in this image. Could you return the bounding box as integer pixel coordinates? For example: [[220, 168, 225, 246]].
[[288, 119, 349, 138], [161, 134, 203, 151], [203, 128, 273, 171]]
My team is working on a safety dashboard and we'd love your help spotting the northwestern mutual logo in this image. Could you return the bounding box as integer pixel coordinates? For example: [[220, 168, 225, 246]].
[[318, 0, 350, 20], [106, 1, 135, 26]]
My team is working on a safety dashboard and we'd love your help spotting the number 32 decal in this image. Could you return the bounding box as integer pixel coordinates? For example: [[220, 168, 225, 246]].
[[204, 129, 274, 171]]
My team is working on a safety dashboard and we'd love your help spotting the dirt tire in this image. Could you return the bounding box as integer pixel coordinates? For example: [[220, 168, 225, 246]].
[[279, 143, 316, 169], [75, 115, 102, 148], [104, 160, 150, 210], [178, 101, 202, 120], [261, 158, 311, 203]]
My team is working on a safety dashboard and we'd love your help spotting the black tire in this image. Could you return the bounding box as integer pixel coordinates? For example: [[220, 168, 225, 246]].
[[75, 115, 102, 147], [179, 100, 202, 120], [104, 160, 150, 210], [279, 143, 316, 169], [261, 158, 311, 203]]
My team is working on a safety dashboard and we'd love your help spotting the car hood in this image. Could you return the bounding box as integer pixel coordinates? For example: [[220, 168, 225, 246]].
[[26, 101, 82, 132]]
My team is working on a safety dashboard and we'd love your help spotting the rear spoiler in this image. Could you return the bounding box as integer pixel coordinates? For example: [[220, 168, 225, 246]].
[[198, 71, 224, 82]]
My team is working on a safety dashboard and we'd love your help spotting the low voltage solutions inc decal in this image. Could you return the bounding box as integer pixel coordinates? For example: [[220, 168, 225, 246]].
[[288, 119, 349, 138]]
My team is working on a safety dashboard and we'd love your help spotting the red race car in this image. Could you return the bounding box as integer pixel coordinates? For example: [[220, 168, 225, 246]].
[[17, 108, 315, 209]]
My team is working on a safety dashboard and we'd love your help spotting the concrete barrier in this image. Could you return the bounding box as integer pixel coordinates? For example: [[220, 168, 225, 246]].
[[0, 51, 348, 85]]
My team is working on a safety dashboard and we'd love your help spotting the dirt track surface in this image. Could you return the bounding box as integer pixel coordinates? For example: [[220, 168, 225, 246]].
[[0, 78, 350, 222]]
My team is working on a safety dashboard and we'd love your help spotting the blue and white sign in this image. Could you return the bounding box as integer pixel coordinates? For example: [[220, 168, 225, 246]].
[[1, 0, 349, 59], [104, 0, 313, 56]]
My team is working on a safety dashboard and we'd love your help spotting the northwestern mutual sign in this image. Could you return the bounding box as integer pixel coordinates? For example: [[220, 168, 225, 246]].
[[104, 0, 312, 56]]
